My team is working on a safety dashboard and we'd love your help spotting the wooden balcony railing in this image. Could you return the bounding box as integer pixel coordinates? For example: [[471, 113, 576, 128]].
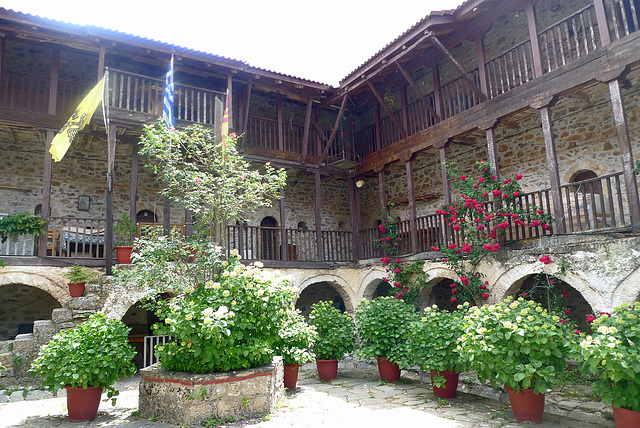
[[440, 69, 482, 120], [538, 4, 601, 74], [485, 40, 535, 98], [47, 217, 107, 259], [606, 0, 640, 41], [243, 115, 325, 157]]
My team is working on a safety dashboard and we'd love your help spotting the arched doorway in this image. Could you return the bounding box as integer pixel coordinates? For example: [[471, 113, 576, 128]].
[[0, 284, 61, 340], [295, 281, 346, 318], [260, 216, 278, 260], [427, 279, 460, 312]]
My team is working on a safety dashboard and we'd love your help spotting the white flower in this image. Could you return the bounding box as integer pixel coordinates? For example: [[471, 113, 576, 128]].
[[230, 249, 239, 257], [253, 261, 264, 268], [203, 307, 214, 317], [215, 306, 229, 319], [223, 290, 230, 297]]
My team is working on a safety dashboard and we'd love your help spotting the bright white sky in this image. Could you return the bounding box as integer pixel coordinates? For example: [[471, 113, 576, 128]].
[[1, 0, 464, 86]]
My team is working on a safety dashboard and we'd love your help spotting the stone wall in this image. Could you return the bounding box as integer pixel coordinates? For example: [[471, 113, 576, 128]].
[[139, 358, 283, 427]]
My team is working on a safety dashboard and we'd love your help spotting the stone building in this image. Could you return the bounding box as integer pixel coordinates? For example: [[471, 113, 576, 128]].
[[1, 0, 640, 378]]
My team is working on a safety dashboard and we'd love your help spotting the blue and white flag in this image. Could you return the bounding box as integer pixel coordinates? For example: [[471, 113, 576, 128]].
[[163, 55, 175, 129]]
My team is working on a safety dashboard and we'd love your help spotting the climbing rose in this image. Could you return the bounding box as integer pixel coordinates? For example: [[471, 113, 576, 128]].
[[482, 293, 490, 299], [460, 175, 467, 180], [539, 255, 551, 264], [586, 315, 596, 323]]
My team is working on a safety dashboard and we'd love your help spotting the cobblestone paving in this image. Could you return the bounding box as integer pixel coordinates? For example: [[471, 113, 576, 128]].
[[0, 363, 613, 427]]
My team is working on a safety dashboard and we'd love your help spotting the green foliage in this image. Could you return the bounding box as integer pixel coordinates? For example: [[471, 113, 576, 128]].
[[573, 302, 640, 411], [138, 120, 286, 244], [355, 297, 419, 368], [0, 213, 47, 243], [458, 297, 577, 395], [309, 301, 355, 360], [113, 212, 137, 246], [407, 303, 470, 373], [30, 313, 137, 404], [433, 161, 553, 304], [61, 264, 96, 284], [275, 308, 318, 365], [150, 255, 296, 373]]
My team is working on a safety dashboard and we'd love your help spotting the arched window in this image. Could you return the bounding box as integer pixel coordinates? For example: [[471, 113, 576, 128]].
[[136, 209, 157, 223]]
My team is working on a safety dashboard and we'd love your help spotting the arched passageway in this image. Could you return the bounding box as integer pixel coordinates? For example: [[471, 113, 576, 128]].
[[0, 284, 61, 340], [422, 278, 460, 312], [295, 281, 347, 318]]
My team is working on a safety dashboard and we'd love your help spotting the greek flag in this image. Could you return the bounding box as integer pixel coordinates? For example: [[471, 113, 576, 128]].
[[163, 55, 174, 129]]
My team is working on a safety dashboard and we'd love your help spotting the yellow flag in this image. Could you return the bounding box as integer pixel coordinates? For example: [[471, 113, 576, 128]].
[[49, 76, 105, 162]]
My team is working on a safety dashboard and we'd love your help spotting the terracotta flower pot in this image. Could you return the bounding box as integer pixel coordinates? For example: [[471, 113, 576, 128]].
[[504, 385, 545, 423], [316, 359, 338, 381], [68, 282, 86, 297], [65, 385, 103, 422], [377, 357, 401, 383], [613, 405, 640, 427], [115, 246, 134, 264], [283, 364, 300, 391], [430, 370, 460, 399]]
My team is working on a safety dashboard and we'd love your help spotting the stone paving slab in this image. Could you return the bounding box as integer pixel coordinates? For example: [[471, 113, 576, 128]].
[[0, 363, 615, 427]]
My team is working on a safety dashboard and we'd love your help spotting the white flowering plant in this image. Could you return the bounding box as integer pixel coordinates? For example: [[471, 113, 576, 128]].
[[275, 308, 318, 365], [151, 253, 296, 373], [407, 303, 471, 375], [573, 303, 640, 411], [458, 297, 578, 394]]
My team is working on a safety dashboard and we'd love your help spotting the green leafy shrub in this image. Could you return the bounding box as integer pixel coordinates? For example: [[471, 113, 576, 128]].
[[113, 212, 137, 246], [355, 297, 419, 368], [309, 301, 355, 360], [0, 213, 46, 243], [574, 303, 640, 411], [408, 303, 470, 374], [151, 254, 296, 373], [275, 309, 318, 365], [30, 313, 136, 404], [61, 264, 96, 284], [458, 297, 577, 394]]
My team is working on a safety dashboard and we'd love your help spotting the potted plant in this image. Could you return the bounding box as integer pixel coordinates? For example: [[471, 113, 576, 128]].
[[355, 296, 419, 383], [573, 303, 640, 427], [458, 297, 576, 423], [0, 212, 46, 243], [30, 313, 137, 422], [408, 303, 470, 398], [113, 212, 137, 264], [61, 264, 96, 297], [275, 308, 318, 391], [309, 300, 355, 381]]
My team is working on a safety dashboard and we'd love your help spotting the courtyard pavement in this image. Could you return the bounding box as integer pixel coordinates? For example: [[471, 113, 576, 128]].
[[0, 363, 613, 428]]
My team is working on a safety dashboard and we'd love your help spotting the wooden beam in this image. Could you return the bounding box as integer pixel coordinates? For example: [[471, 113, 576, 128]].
[[279, 189, 287, 260], [431, 59, 444, 119], [539, 106, 566, 233], [475, 35, 489, 96], [378, 170, 388, 210], [395, 60, 440, 122], [427, 32, 487, 102], [97, 45, 106, 80], [320, 94, 348, 161], [129, 141, 139, 220], [399, 78, 409, 134], [366, 80, 407, 139], [593, 0, 611, 47], [314, 171, 323, 260], [375, 103, 382, 151], [348, 176, 361, 260], [524, 0, 543, 78], [241, 78, 252, 136], [276, 96, 284, 151], [301, 95, 313, 162], [105, 124, 116, 275], [39, 130, 54, 257], [405, 157, 419, 253], [226, 74, 233, 131], [485, 127, 500, 180], [48, 46, 59, 116]]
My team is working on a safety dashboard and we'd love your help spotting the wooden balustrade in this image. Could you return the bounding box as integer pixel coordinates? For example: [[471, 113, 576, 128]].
[[538, 4, 600, 74], [0, 70, 50, 113], [606, 0, 640, 41], [485, 40, 535, 98], [47, 217, 107, 259], [440, 69, 481, 119]]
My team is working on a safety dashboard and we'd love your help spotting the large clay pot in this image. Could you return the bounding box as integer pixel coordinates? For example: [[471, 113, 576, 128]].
[[377, 357, 401, 383], [68, 282, 85, 297], [115, 246, 134, 264], [613, 406, 640, 427], [283, 364, 300, 391], [65, 385, 103, 422], [316, 359, 338, 381], [504, 385, 545, 423], [430, 370, 460, 399]]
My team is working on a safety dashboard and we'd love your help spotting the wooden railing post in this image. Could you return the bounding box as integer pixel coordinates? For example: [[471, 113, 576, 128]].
[[39, 130, 54, 257], [105, 124, 116, 274], [525, 0, 544, 77], [593, 0, 612, 46]]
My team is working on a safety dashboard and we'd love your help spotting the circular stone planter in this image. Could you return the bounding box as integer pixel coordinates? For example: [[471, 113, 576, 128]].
[[139, 357, 283, 427]]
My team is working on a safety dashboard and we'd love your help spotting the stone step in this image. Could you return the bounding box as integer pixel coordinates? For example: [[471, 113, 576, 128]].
[[51, 308, 73, 323], [0, 340, 14, 354]]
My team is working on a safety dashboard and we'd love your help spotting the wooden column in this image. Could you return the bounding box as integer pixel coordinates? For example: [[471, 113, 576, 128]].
[[241, 79, 252, 136], [237, 220, 245, 258], [399, 80, 409, 134], [374, 104, 382, 151], [105, 124, 116, 274], [185, 209, 193, 237], [314, 171, 323, 260], [483, 123, 500, 179], [129, 142, 139, 221], [348, 176, 361, 260], [432, 60, 444, 119], [214, 96, 223, 142], [608, 78, 640, 227], [404, 156, 419, 254], [163, 196, 171, 236], [525, 0, 544, 78], [48, 46, 60, 116], [301, 95, 313, 162], [439, 146, 451, 205], [97, 45, 106, 80], [279, 189, 287, 261], [377, 169, 388, 209], [39, 130, 54, 257], [226, 74, 233, 132], [475, 35, 489, 96], [276, 96, 284, 151], [0, 37, 5, 80], [537, 101, 566, 233], [593, 0, 612, 47]]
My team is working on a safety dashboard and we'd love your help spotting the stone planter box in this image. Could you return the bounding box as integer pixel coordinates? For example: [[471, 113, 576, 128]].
[[139, 357, 283, 426]]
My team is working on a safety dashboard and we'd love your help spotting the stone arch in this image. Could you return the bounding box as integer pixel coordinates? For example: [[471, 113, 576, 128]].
[[0, 269, 68, 306], [490, 261, 603, 311], [611, 265, 640, 308], [417, 265, 459, 308], [296, 274, 355, 315], [358, 269, 391, 302], [563, 162, 608, 184]]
